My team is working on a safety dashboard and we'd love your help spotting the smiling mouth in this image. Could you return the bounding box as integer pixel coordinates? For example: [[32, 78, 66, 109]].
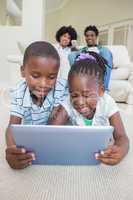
[[88, 40, 93, 43], [76, 107, 95, 115], [77, 107, 88, 113], [31, 89, 50, 98], [37, 90, 49, 95]]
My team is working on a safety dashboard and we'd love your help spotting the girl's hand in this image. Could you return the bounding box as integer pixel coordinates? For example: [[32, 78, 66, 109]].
[[95, 145, 126, 165], [6, 145, 36, 169]]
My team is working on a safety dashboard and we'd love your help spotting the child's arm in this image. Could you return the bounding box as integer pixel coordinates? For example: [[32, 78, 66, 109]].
[[6, 116, 35, 169], [96, 112, 129, 165], [48, 105, 69, 125]]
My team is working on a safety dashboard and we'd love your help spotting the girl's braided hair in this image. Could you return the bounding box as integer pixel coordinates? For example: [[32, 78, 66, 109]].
[[68, 51, 108, 84]]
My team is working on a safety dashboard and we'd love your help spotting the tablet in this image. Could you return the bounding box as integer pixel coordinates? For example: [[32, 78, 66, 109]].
[[11, 125, 114, 165]]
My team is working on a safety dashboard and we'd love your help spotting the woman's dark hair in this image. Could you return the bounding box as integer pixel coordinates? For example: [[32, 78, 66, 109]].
[[68, 52, 107, 84], [23, 41, 60, 65], [55, 26, 77, 46], [84, 25, 99, 37]]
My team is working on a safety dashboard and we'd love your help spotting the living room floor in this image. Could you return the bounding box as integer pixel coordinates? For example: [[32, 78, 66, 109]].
[[0, 91, 133, 200]]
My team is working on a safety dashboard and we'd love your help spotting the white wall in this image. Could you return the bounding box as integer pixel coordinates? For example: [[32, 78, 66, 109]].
[[0, 0, 46, 86], [1, 0, 133, 86], [0, 26, 23, 84], [46, 0, 133, 44], [0, 0, 6, 25]]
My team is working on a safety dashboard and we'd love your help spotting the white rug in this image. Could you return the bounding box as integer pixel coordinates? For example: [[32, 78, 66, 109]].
[[0, 90, 133, 200]]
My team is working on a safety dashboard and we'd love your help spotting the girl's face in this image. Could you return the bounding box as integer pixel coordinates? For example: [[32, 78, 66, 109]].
[[69, 74, 104, 119], [60, 33, 71, 48], [21, 56, 59, 100]]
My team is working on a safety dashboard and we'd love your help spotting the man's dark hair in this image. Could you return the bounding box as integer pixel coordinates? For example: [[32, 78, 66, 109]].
[[84, 25, 99, 37], [23, 41, 60, 65], [55, 26, 77, 46]]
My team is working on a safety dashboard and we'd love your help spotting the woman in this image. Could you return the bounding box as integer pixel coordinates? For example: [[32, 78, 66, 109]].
[[54, 25, 77, 56], [54, 26, 77, 80]]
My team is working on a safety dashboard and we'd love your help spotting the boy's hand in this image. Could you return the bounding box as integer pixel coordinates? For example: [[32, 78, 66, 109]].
[[6, 145, 36, 169], [95, 145, 126, 165]]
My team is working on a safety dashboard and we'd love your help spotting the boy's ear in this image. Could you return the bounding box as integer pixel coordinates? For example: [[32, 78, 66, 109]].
[[21, 65, 25, 77]]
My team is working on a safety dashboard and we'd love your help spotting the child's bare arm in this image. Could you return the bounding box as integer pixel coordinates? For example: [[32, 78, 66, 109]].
[[48, 105, 69, 125], [6, 116, 35, 169], [96, 112, 129, 165], [110, 112, 129, 151]]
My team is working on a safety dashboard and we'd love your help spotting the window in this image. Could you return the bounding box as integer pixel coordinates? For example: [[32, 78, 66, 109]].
[[113, 25, 129, 45], [0, 0, 23, 26], [98, 19, 133, 59], [99, 30, 108, 45]]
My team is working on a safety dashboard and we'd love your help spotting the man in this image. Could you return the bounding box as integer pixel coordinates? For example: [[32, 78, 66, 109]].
[[69, 25, 113, 91]]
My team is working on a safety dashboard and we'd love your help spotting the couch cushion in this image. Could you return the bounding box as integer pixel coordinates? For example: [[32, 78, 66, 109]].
[[106, 45, 130, 68], [111, 67, 130, 80], [109, 80, 131, 102]]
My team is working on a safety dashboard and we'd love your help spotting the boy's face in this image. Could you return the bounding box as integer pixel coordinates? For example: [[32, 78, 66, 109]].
[[21, 56, 59, 99], [69, 74, 104, 119], [60, 33, 71, 47], [85, 31, 97, 46]]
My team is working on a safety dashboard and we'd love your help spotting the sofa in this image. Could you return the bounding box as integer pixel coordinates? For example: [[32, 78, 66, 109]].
[[7, 44, 133, 104], [107, 45, 133, 104]]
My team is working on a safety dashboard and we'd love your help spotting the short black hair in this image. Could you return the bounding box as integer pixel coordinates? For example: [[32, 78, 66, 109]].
[[84, 25, 99, 37], [55, 26, 77, 46], [23, 41, 60, 65], [68, 52, 107, 84]]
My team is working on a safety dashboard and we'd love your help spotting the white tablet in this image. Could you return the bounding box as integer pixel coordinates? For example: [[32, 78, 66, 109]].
[[11, 125, 114, 165]]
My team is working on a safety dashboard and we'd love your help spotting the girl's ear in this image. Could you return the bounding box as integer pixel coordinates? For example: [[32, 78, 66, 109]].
[[21, 65, 25, 77]]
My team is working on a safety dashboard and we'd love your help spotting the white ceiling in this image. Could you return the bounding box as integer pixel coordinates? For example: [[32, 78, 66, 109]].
[[46, 0, 70, 13]]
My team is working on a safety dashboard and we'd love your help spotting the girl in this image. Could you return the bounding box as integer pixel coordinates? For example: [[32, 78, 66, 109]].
[[49, 52, 129, 165]]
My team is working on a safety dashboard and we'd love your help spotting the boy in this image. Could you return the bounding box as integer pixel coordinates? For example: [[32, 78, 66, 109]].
[[6, 41, 68, 169]]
